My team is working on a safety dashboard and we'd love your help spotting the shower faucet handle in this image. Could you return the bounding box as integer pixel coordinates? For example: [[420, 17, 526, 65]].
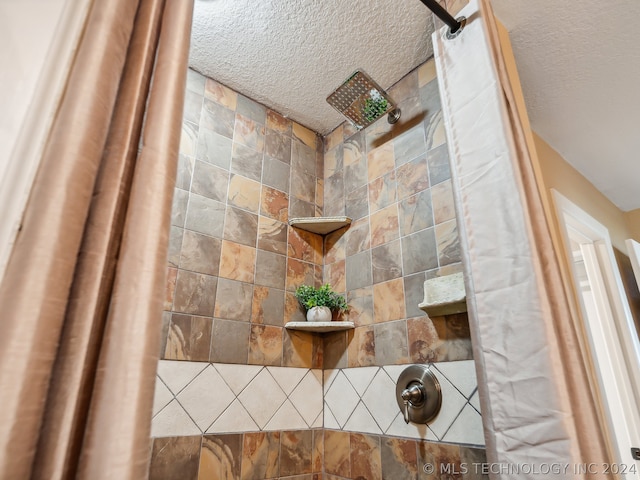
[[395, 365, 442, 425], [401, 383, 425, 423]]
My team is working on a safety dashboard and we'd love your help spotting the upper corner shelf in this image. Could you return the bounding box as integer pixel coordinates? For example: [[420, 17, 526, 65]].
[[288, 216, 352, 235]]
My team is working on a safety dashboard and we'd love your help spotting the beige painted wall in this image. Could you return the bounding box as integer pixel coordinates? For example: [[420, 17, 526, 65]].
[[625, 209, 640, 242], [534, 134, 636, 252]]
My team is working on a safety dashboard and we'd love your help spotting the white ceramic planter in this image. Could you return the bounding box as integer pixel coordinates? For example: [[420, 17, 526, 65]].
[[306, 306, 331, 322]]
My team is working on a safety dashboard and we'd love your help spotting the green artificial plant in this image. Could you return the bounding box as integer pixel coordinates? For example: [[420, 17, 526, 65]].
[[294, 284, 348, 313]]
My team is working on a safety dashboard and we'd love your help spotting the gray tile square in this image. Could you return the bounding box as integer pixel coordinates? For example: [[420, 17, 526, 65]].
[[179, 230, 222, 276], [399, 189, 434, 236], [184, 193, 225, 238], [200, 98, 235, 139], [171, 188, 189, 228], [191, 160, 229, 202], [210, 318, 250, 364], [231, 142, 263, 182], [223, 206, 258, 247], [196, 128, 233, 169], [394, 125, 426, 168], [427, 143, 451, 186], [172, 270, 217, 316], [346, 251, 373, 291], [401, 227, 438, 275], [214, 278, 253, 321], [255, 250, 286, 289], [263, 156, 290, 193], [371, 240, 403, 284]]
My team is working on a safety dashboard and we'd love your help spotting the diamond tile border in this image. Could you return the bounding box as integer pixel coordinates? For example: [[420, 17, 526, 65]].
[[151, 359, 484, 447]]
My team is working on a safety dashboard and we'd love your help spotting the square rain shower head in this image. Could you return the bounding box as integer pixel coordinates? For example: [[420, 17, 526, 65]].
[[326, 70, 400, 130]]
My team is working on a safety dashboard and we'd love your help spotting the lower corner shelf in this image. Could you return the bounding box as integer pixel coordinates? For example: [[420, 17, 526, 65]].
[[284, 321, 355, 333]]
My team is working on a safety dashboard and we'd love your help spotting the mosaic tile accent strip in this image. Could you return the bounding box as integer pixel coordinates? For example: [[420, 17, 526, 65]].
[[152, 361, 322, 438], [324, 360, 483, 446]]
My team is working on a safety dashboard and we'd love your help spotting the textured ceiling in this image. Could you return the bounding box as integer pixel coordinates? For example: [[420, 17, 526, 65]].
[[190, 0, 640, 211], [190, 0, 434, 135]]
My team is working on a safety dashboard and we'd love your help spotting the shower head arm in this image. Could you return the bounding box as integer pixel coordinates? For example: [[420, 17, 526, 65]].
[[417, 0, 464, 36]]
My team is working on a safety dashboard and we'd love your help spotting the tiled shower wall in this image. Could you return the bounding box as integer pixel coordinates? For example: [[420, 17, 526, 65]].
[[164, 68, 324, 368], [152, 53, 485, 478]]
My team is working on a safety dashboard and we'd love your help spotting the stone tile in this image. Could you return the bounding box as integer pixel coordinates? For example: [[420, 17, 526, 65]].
[[186, 68, 205, 95], [350, 432, 383, 476], [280, 430, 313, 476], [200, 98, 235, 139], [417, 441, 460, 480], [241, 432, 280, 480], [459, 446, 490, 480], [323, 331, 347, 369], [282, 330, 314, 368], [255, 250, 287, 289], [257, 216, 288, 255], [251, 286, 285, 326], [368, 170, 397, 213], [231, 142, 263, 182], [288, 227, 322, 264], [436, 219, 461, 266], [198, 434, 242, 480], [223, 206, 258, 247], [191, 161, 228, 202], [177, 366, 235, 431], [389, 69, 418, 102], [227, 174, 261, 213], [184, 193, 225, 238], [371, 240, 403, 284], [396, 155, 430, 200], [263, 156, 290, 193], [407, 316, 439, 363], [260, 186, 289, 223], [292, 122, 317, 149], [431, 179, 456, 224], [346, 251, 373, 291], [238, 370, 287, 430], [149, 436, 201, 480], [234, 113, 265, 152], [324, 226, 347, 264], [373, 278, 406, 323], [347, 286, 374, 326], [374, 320, 409, 364], [427, 143, 450, 186], [204, 77, 237, 110], [316, 178, 324, 211], [324, 144, 344, 179], [151, 400, 200, 438], [323, 173, 345, 217], [284, 291, 306, 324], [183, 90, 203, 125], [180, 121, 199, 157], [289, 198, 316, 219], [393, 125, 426, 168], [171, 188, 188, 228], [399, 190, 434, 236], [347, 325, 376, 367], [164, 314, 212, 362], [176, 154, 194, 190], [160, 312, 172, 357], [207, 400, 258, 435], [172, 270, 217, 316], [324, 430, 351, 477], [367, 142, 395, 182], [266, 109, 291, 135], [425, 110, 446, 152], [290, 168, 316, 204], [286, 258, 317, 292], [370, 204, 400, 248], [210, 319, 250, 364], [345, 218, 370, 256], [404, 272, 429, 319], [248, 324, 283, 366], [365, 116, 393, 152], [236, 94, 266, 125], [343, 131, 364, 165], [157, 360, 208, 395], [152, 378, 173, 417], [179, 230, 222, 276], [214, 278, 253, 321], [418, 57, 437, 87], [219, 240, 256, 283], [196, 128, 233, 170], [401, 227, 438, 275], [164, 267, 177, 311], [325, 259, 346, 294], [292, 138, 316, 176], [346, 184, 369, 220], [312, 430, 324, 473], [419, 75, 442, 119], [381, 437, 418, 480], [325, 125, 343, 152]]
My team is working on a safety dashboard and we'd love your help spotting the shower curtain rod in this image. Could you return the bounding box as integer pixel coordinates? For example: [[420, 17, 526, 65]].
[[418, 0, 463, 35]]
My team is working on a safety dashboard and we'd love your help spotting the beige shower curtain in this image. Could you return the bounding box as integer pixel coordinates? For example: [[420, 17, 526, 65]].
[[0, 0, 193, 478], [434, 0, 612, 477]]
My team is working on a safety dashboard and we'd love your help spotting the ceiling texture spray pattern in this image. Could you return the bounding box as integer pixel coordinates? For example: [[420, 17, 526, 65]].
[[190, 0, 435, 135]]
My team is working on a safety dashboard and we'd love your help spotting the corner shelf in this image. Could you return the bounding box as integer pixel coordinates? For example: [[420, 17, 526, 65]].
[[288, 216, 352, 235], [285, 321, 355, 333]]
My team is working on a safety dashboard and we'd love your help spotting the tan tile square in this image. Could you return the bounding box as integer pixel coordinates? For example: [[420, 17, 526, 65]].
[[325, 259, 346, 294], [370, 204, 400, 248], [219, 240, 256, 282], [228, 174, 261, 213], [286, 258, 317, 292], [292, 122, 317, 149], [418, 57, 437, 87], [324, 430, 351, 477], [266, 109, 291, 135], [164, 267, 177, 311], [431, 179, 456, 224], [373, 278, 406, 323], [347, 325, 376, 367], [325, 125, 343, 152], [204, 78, 237, 110], [288, 227, 322, 264], [283, 330, 314, 368], [248, 325, 283, 366]]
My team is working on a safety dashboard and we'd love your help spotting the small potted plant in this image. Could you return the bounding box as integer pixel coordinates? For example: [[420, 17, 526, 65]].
[[295, 284, 348, 322]]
